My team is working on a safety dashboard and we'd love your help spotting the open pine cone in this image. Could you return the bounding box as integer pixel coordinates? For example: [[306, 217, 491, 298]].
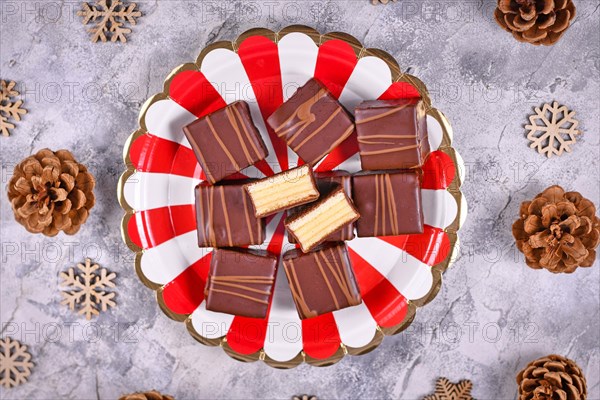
[[517, 354, 587, 400], [512, 185, 599, 273], [119, 391, 175, 400], [7, 149, 95, 237], [494, 0, 576, 46]]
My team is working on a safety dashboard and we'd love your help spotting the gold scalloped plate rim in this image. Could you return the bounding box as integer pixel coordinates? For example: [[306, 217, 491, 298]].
[[117, 25, 466, 369]]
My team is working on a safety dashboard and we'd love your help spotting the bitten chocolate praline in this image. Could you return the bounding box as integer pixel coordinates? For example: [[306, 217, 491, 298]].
[[267, 78, 354, 166], [205, 248, 277, 319], [244, 164, 319, 218], [287, 171, 355, 243], [355, 98, 430, 170], [183, 101, 268, 184], [285, 186, 360, 253], [195, 181, 265, 248], [352, 170, 424, 237], [283, 243, 362, 320]]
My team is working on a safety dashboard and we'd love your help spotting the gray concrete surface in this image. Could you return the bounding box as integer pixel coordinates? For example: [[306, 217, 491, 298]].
[[1, 1, 599, 399]]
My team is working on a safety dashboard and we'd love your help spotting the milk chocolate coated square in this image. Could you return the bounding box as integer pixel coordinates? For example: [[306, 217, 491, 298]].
[[195, 181, 265, 248], [283, 243, 362, 320], [183, 101, 268, 184], [205, 248, 277, 319], [287, 171, 355, 243], [355, 98, 430, 170], [352, 170, 424, 237], [267, 78, 354, 166]]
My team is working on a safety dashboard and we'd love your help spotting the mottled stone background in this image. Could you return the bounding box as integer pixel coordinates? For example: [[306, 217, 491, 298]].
[[1, 1, 599, 399]]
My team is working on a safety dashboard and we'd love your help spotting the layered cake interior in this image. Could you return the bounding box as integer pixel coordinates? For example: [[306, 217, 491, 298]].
[[286, 187, 360, 252], [244, 164, 319, 218], [287, 171, 355, 243]]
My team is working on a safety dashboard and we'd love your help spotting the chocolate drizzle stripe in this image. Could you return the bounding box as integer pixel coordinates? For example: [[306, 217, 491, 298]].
[[206, 115, 241, 171], [292, 108, 342, 151], [355, 105, 409, 124], [320, 248, 353, 303], [209, 288, 269, 305], [211, 281, 272, 295], [374, 175, 379, 236], [314, 254, 340, 309], [241, 191, 255, 243], [287, 259, 315, 319], [219, 186, 234, 247], [385, 174, 399, 235], [276, 88, 328, 141], [211, 276, 274, 283], [358, 134, 418, 139], [232, 105, 263, 160], [208, 187, 216, 246], [310, 125, 354, 165], [197, 189, 205, 244], [358, 135, 418, 146], [375, 175, 385, 236], [276, 119, 306, 139], [358, 139, 396, 145], [333, 246, 356, 302], [380, 175, 387, 235], [225, 107, 253, 165], [360, 144, 419, 156]]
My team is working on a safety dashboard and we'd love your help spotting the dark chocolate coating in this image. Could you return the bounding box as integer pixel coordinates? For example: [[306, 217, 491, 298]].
[[267, 78, 354, 166], [355, 98, 430, 170], [287, 171, 355, 243], [283, 243, 362, 320], [195, 181, 265, 248], [352, 170, 424, 237], [205, 248, 278, 319], [183, 101, 268, 184]]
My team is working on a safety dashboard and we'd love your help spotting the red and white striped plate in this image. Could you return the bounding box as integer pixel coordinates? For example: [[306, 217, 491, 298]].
[[118, 26, 466, 368]]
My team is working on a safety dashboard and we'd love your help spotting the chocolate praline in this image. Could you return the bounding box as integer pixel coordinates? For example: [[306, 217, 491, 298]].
[[195, 180, 265, 248], [352, 170, 424, 237], [267, 78, 354, 166], [287, 171, 355, 243], [184, 101, 268, 184], [205, 248, 278, 319], [283, 243, 362, 320], [355, 98, 430, 170]]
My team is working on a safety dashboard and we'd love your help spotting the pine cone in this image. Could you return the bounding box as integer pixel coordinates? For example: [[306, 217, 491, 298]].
[[7, 149, 96, 237], [512, 185, 600, 273], [119, 391, 175, 400], [494, 0, 576, 46], [517, 354, 587, 400]]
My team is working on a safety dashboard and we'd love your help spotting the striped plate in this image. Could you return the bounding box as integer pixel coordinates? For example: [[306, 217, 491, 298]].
[[118, 26, 467, 368]]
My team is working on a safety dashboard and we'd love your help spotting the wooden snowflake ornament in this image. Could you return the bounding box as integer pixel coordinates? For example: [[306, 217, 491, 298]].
[[423, 377, 474, 400], [78, 0, 141, 43], [0, 80, 27, 137], [60, 258, 117, 320], [0, 337, 34, 389], [525, 101, 580, 158]]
